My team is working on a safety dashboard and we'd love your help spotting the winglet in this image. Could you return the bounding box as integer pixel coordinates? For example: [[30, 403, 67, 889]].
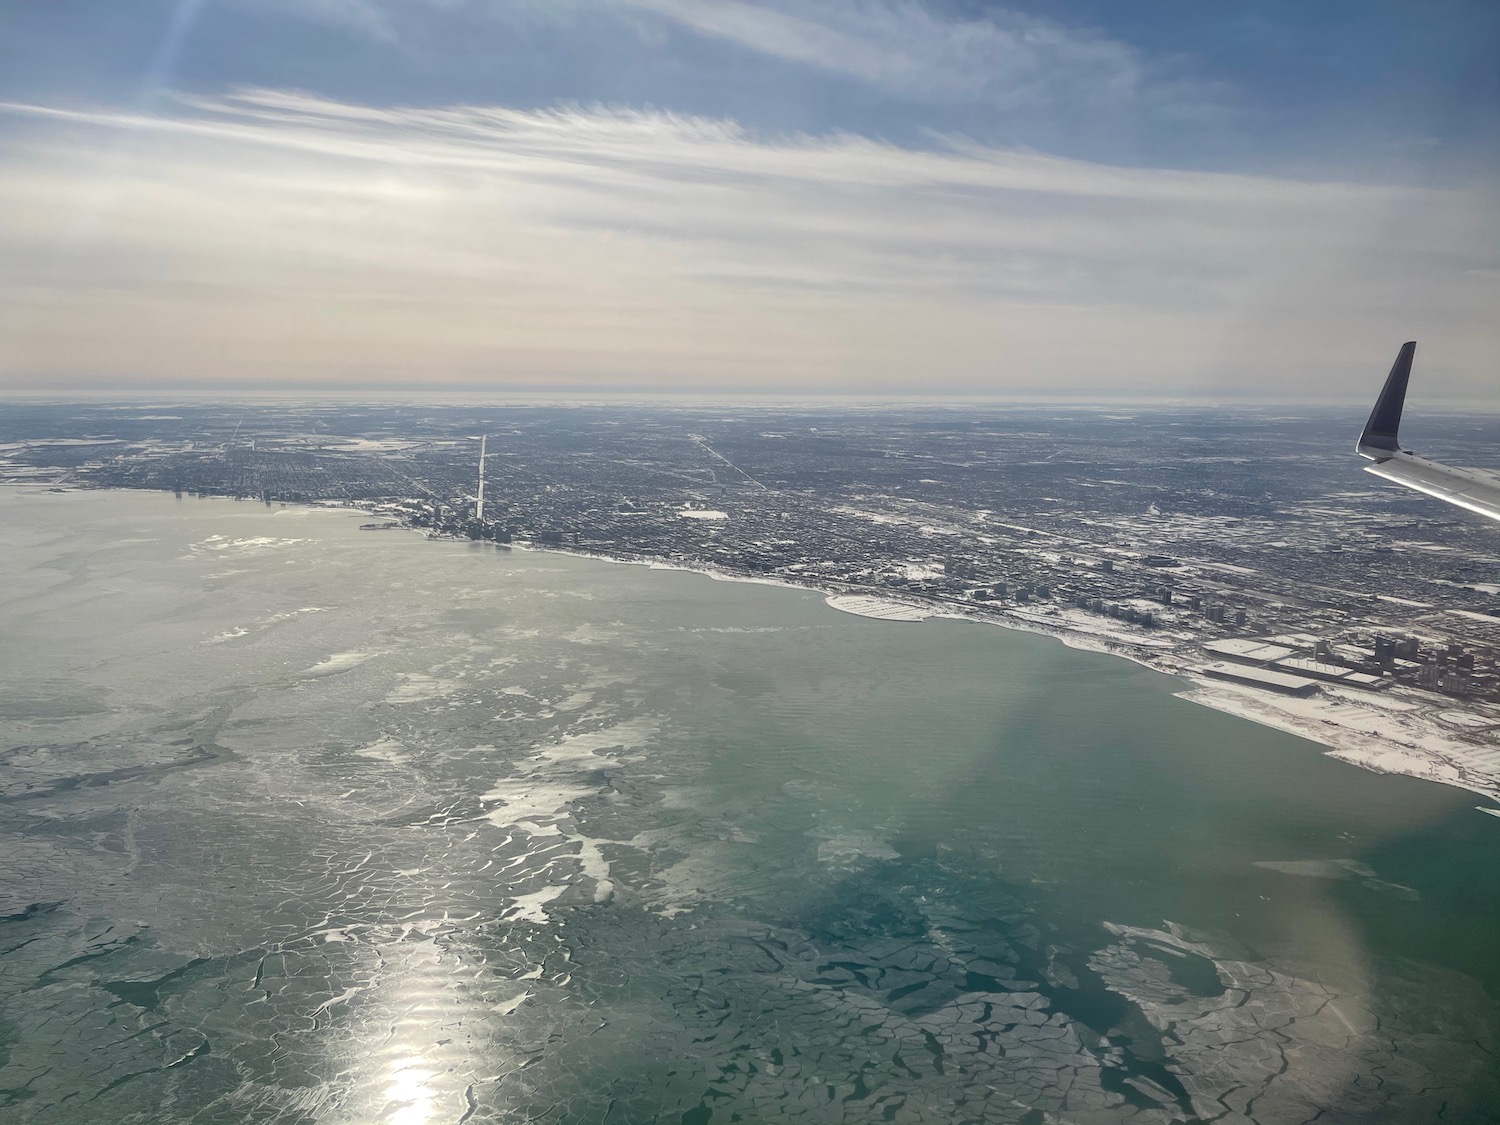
[[1358, 341, 1416, 459]]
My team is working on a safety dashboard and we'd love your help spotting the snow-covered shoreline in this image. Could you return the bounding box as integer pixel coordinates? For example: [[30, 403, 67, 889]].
[[426, 525, 1500, 807], [402, 528, 1500, 810], [35, 487, 1500, 810], [1174, 679, 1500, 803]]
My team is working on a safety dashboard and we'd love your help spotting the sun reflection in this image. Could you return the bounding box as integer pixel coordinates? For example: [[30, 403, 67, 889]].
[[385, 1056, 437, 1125], [322, 927, 502, 1125]]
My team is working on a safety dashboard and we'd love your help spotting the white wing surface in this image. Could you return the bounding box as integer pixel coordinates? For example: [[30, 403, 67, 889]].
[[1356, 342, 1500, 523]]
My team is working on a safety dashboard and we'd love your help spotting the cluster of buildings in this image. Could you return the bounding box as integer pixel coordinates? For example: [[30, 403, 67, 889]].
[[6, 400, 1498, 716], [1195, 631, 1491, 700]]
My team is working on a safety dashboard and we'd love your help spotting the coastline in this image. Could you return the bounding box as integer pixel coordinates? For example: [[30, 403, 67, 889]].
[[17, 484, 1500, 809], [502, 531, 1500, 807]]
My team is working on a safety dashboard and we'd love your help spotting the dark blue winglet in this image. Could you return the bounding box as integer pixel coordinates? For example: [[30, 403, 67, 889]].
[[1358, 341, 1416, 457]]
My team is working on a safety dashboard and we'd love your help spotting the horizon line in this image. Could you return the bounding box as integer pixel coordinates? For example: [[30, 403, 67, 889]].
[[4, 386, 1500, 414]]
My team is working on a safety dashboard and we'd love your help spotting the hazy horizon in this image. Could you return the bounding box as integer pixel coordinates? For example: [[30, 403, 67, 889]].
[[6, 383, 1500, 414], [2, 2, 1496, 400]]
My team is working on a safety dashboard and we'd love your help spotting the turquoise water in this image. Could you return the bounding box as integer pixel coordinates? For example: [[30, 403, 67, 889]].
[[1, 487, 1497, 1124]]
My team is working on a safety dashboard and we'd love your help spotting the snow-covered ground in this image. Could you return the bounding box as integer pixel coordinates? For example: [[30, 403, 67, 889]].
[[825, 594, 930, 621], [494, 530, 1500, 809], [1177, 679, 1500, 803]]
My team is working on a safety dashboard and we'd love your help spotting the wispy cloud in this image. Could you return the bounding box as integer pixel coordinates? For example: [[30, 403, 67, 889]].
[[614, 0, 1152, 102], [233, 0, 1221, 140], [0, 90, 1494, 394]]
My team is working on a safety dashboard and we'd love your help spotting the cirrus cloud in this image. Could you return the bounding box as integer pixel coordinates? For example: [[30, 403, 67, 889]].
[[0, 89, 1495, 396]]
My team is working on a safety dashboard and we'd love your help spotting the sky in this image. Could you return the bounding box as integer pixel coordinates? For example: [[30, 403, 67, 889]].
[[0, 0, 1496, 399]]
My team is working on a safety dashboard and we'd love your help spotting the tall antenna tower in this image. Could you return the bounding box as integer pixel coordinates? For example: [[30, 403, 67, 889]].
[[475, 435, 487, 522]]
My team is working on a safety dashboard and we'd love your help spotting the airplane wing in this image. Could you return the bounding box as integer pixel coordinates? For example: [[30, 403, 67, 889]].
[[1356, 341, 1500, 523]]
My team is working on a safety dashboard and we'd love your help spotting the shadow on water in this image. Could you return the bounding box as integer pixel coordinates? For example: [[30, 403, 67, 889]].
[[773, 626, 1500, 1123], [1346, 806, 1500, 998]]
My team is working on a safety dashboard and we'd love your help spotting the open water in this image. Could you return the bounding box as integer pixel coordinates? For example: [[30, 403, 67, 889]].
[[2, 487, 1499, 1124]]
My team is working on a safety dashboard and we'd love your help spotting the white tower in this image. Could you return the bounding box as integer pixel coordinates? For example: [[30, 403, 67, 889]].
[[475, 435, 486, 522]]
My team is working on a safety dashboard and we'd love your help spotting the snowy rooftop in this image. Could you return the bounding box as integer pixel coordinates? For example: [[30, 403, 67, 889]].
[[1203, 638, 1300, 664], [1202, 662, 1321, 696]]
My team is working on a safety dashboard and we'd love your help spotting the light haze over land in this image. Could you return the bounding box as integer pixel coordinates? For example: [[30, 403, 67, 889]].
[[6, 8, 1500, 1120], [1, 0, 1497, 397]]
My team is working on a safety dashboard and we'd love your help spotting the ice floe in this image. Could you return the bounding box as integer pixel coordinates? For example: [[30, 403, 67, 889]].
[[299, 651, 376, 677]]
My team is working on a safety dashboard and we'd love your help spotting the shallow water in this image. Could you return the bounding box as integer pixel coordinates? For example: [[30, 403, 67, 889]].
[[1, 488, 1497, 1124]]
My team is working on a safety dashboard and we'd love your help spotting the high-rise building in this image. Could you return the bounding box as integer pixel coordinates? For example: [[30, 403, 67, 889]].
[[475, 435, 487, 522]]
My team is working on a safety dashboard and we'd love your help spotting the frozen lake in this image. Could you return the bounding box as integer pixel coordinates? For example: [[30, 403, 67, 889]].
[[2, 487, 1498, 1123]]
